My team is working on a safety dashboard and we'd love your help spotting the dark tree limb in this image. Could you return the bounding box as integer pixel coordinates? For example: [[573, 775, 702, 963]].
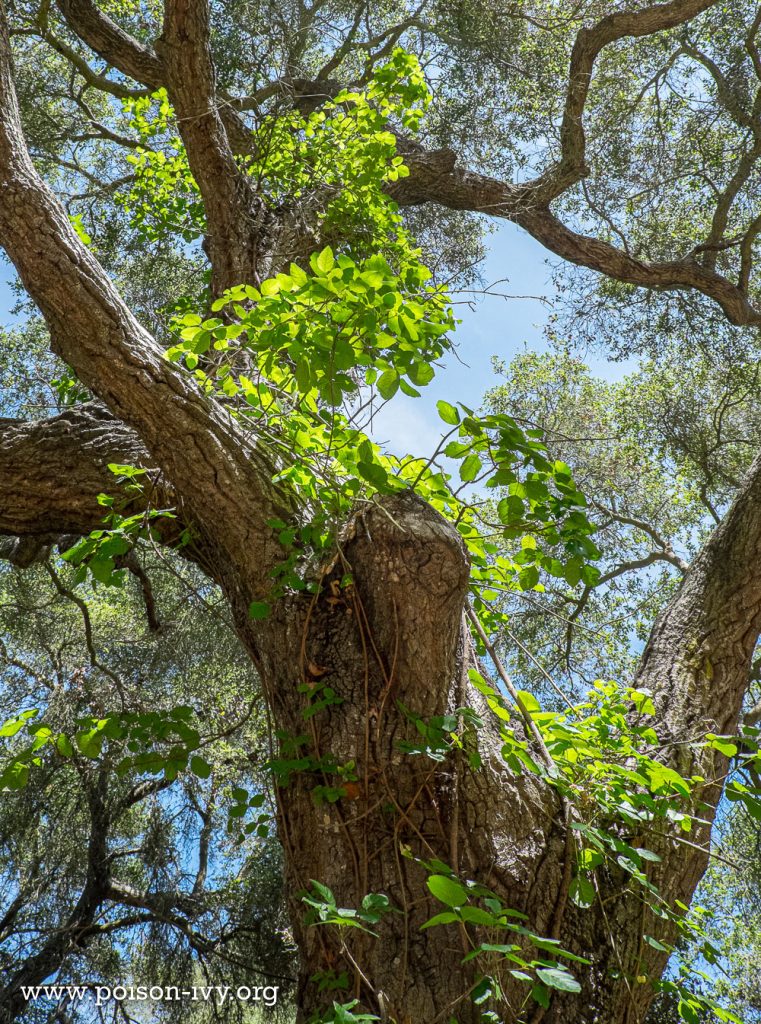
[[533, 0, 720, 204], [55, 0, 163, 88], [0, 405, 168, 540], [52, 0, 758, 329], [0, 771, 111, 1024], [385, 0, 761, 328], [391, 163, 761, 324]]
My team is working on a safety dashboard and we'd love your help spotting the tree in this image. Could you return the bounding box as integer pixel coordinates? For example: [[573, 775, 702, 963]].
[[0, 549, 295, 1023], [4, 1, 761, 1022]]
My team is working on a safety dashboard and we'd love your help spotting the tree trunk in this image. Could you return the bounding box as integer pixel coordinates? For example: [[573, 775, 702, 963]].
[[261, 492, 488, 1020], [226, 493, 565, 1023]]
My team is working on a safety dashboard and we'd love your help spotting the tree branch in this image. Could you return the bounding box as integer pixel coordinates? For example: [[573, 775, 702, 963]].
[[156, 0, 270, 292], [0, 771, 111, 1021], [0, 4, 290, 599], [388, 0, 761, 327], [391, 162, 761, 325], [593, 502, 690, 573], [637, 449, 761, 745], [0, 405, 170, 540], [532, 0, 720, 205], [54, 0, 259, 177], [55, 0, 163, 89]]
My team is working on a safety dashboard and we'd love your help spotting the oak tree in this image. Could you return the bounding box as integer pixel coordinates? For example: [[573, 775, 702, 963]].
[[3, 2, 761, 1023]]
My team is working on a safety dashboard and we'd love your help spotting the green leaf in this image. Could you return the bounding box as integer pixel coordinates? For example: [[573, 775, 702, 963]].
[[377, 369, 400, 400], [678, 999, 701, 1024], [408, 361, 434, 386], [357, 461, 389, 490], [0, 762, 30, 791], [248, 601, 271, 620], [459, 453, 482, 483], [420, 911, 459, 929], [517, 565, 540, 590], [190, 755, 212, 779], [568, 876, 595, 909], [56, 734, 74, 758], [316, 246, 335, 273], [531, 984, 550, 1009], [515, 690, 540, 713], [426, 874, 469, 907], [458, 906, 500, 926], [535, 968, 580, 993], [0, 719, 26, 738], [436, 400, 460, 425]]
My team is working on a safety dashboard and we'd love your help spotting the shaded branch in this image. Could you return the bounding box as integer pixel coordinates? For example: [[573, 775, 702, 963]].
[[593, 502, 690, 573], [55, 0, 257, 158], [387, 0, 761, 327], [0, 405, 172, 541], [0, 771, 111, 1022], [533, 0, 720, 205]]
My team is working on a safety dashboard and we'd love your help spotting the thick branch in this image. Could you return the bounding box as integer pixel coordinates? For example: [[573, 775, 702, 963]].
[[156, 0, 269, 291], [388, 0, 761, 327], [533, 0, 720, 203], [0, 3, 289, 598], [0, 405, 168, 539], [637, 449, 761, 743], [391, 161, 761, 325], [54, 0, 257, 163]]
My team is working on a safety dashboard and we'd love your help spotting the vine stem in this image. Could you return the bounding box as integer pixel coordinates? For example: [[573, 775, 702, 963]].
[[465, 603, 578, 1024], [465, 604, 556, 773]]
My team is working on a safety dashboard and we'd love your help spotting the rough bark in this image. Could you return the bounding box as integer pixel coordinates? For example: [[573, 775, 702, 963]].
[[157, 0, 275, 293], [537, 451, 761, 1024], [246, 493, 564, 1023], [0, 404, 168, 540], [0, 3, 293, 613], [54, 0, 258, 157], [55, 0, 163, 87]]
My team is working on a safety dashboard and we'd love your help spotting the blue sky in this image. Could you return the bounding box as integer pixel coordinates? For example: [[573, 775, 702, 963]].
[[370, 221, 555, 453], [370, 219, 635, 454], [0, 260, 16, 322]]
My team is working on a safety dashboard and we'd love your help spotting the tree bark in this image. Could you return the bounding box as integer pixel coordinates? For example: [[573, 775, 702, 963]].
[[243, 492, 565, 1023], [0, 405, 170, 539]]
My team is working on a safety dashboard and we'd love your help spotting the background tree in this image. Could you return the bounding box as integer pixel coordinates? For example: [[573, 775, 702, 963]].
[[0, 545, 295, 1023]]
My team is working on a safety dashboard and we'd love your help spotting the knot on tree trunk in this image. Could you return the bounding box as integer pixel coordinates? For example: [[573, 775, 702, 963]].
[[348, 490, 470, 607], [343, 490, 470, 715]]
